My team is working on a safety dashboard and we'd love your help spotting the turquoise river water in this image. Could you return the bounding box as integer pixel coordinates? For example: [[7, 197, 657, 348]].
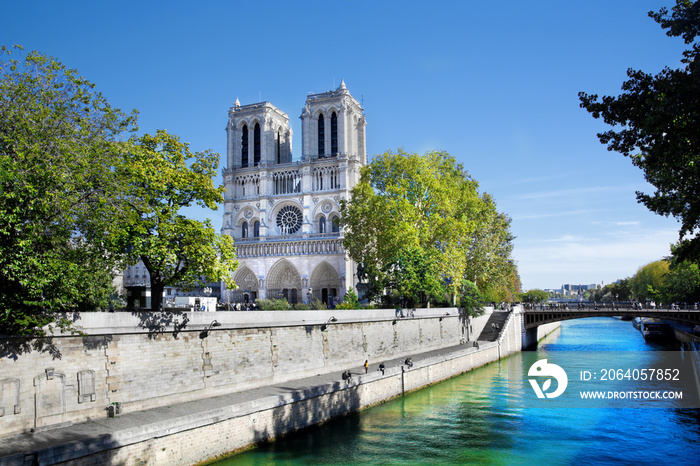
[[216, 317, 700, 465]]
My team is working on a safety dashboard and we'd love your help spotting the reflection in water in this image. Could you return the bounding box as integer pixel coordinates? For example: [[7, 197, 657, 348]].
[[218, 318, 700, 465]]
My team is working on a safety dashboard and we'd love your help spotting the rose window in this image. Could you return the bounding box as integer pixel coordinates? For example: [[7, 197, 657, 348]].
[[276, 205, 303, 234]]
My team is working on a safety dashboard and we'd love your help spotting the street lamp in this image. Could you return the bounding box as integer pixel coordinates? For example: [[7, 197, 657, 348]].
[[320, 316, 337, 331], [200, 320, 221, 339]]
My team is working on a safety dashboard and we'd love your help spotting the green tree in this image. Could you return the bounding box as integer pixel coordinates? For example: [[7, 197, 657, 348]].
[[459, 279, 485, 316], [107, 130, 238, 312], [465, 193, 516, 298], [629, 260, 670, 302], [662, 260, 700, 303], [482, 264, 522, 303], [613, 279, 632, 301], [0, 46, 137, 335], [336, 288, 360, 310], [518, 289, 549, 303], [385, 245, 446, 306], [579, 1, 700, 260], [591, 279, 632, 302], [341, 149, 516, 307]]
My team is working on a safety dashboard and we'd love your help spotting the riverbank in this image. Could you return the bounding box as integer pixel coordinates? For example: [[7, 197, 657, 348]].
[[0, 342, 501, 465], [223, 317, 700, 466], [0, 307, 559, 465]]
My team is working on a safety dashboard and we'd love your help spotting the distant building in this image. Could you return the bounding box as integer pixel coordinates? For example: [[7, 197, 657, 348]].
[[123, 259, 220, 308], [547, 283, 599, 297]]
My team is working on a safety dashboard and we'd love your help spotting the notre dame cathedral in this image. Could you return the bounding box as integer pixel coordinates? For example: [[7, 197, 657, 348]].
[[221, 81, 367, 305]]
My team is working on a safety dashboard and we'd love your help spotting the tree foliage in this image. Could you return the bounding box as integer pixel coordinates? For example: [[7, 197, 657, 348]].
[[518, 289, 549, 303], [663, 259, 700, 303], [0, 46, 137, 335], [459, 280, 485, 316], [579, 1, 700, 260], [585, 279, 632, 303], [0, 46, 238, 333], [341, 149, 516, 307], [256, 298, 290, 311], [107, 130, 238, 312], [336, 288, 360, 310], [629, 260, 670, 302]]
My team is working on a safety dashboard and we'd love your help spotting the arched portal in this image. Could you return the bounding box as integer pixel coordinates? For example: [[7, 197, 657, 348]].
[[231, 267, 259, 303], [266, 259, 302, 304], [310, 262, 341, 306]]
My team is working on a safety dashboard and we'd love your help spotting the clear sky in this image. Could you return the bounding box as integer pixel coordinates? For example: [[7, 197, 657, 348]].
[[1, 0, 688, 290]]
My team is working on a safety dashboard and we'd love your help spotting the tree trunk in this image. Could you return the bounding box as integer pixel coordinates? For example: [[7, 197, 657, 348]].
[[150, 279, 164, 311]]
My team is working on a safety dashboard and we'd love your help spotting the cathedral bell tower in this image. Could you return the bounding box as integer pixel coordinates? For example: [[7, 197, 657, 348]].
[[221, 82, 366, 306]]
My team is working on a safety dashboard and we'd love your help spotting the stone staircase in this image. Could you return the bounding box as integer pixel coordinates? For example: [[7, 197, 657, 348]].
[[477, 312, 510, 342]]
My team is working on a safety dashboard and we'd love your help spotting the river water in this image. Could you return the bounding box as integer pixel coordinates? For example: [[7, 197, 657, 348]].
[[217, 317, 700, 465]]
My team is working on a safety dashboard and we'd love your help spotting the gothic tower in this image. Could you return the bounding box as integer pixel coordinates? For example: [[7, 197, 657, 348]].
[[221, 82, 367, 305]]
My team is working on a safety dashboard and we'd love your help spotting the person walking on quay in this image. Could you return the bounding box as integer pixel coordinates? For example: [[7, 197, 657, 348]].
[[363, 360, 369, 374], [379, 362, 385, 375], [405, 357, 413, 369]]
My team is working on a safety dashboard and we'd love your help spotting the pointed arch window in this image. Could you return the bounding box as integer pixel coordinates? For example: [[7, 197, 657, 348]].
[[276, 129, 281, 164], [318, 113, 325, 156], [319, 216, 326, 234], [331, 112, 338, 155], [241, 125, 249, 167], [253, 221, 260, 238], [254, 123, 261, 166], [242, 221, 248, 239], [330, 215, 340, 233]]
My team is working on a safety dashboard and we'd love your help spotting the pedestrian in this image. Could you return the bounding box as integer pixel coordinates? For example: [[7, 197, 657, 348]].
[[405, 357, 413, 368], [379, 362, 385, 375], [491, 323, 495, 332], [363, 360, 369, 374]]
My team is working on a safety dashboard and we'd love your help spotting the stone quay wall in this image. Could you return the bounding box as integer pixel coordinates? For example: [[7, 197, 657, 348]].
[[0, 306, 563, 465], [0, 308, 471, 438], [15, 343, 504, 466]]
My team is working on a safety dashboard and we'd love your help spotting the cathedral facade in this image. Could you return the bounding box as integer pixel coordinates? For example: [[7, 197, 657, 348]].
[[221, 82, 366, 305]]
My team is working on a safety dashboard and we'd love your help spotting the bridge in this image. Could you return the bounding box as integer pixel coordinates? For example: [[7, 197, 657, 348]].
[[522, 307, 700, 330]]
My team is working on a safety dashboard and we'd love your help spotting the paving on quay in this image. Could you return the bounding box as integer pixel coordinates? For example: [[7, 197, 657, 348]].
[[0, 341, 490, 463]]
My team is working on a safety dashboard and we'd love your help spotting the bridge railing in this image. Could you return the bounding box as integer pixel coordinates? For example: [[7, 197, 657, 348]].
[[522, 302, 700, 311]]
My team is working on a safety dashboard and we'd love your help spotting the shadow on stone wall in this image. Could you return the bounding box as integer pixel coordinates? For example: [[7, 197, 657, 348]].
[[0, 337, 62, 361], [82, 335, 112, 351], [0, 312, 85, 360], [130, 310, 189, 339], [3, 430, 120, 465], [249, 379, 362, 450]]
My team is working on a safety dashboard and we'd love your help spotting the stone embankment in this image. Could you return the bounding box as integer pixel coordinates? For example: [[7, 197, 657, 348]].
[[0, 306, 558, 465]]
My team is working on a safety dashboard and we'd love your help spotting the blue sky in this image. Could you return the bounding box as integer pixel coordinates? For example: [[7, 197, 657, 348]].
[[2, 1, 688, 290]]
